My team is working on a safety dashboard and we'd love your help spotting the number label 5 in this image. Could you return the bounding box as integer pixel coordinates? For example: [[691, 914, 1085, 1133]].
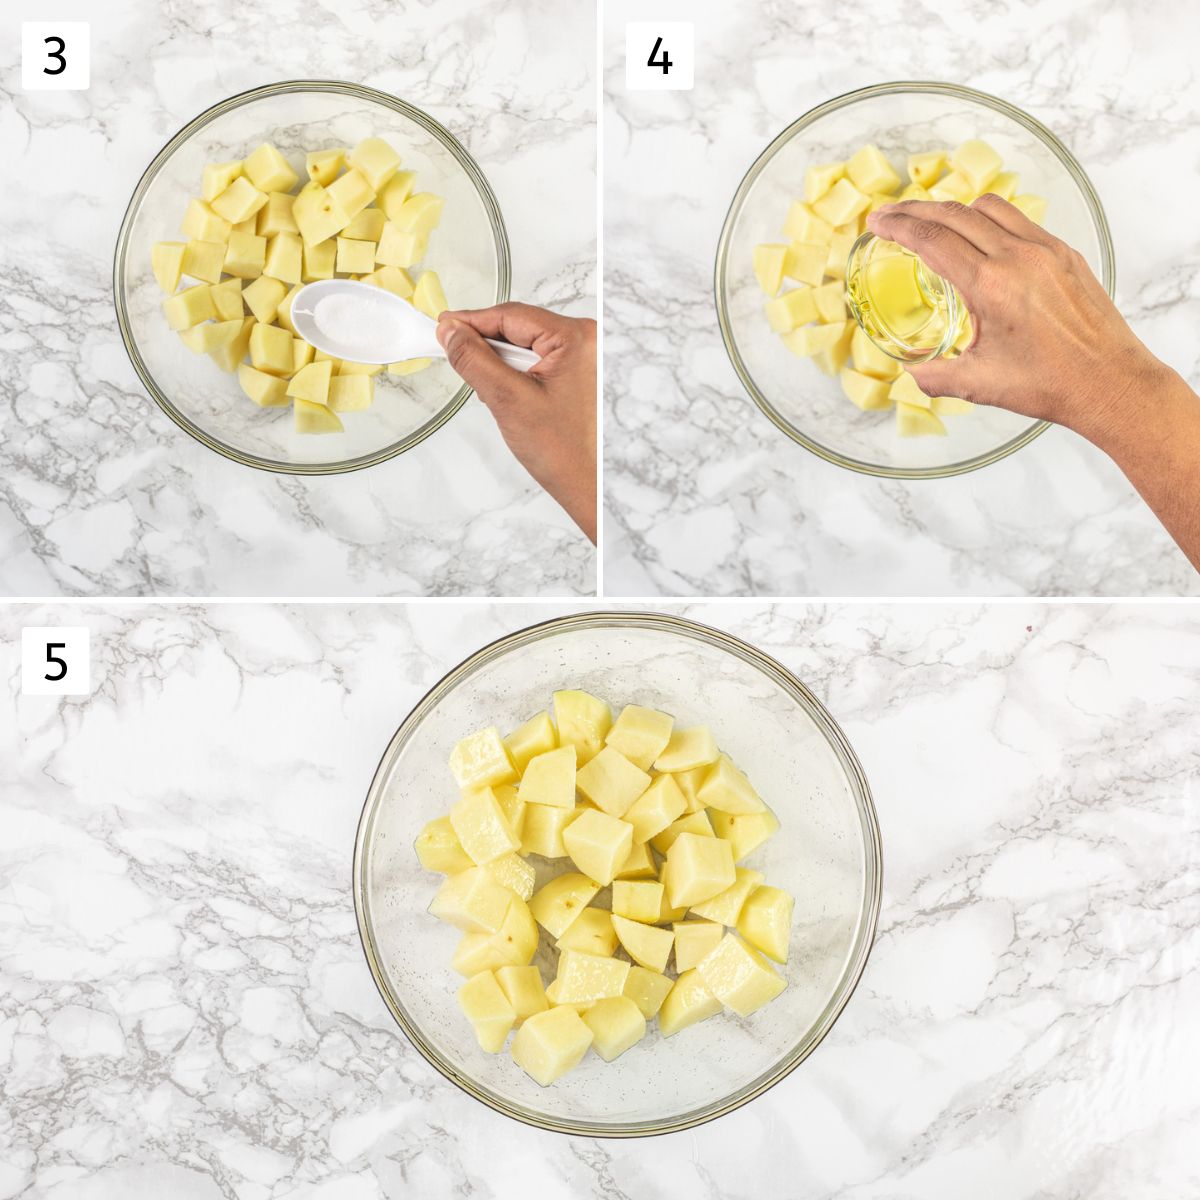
[[625, 22, 695, 92], [21, 627, 92, 696], [21, 22, 90, 91]]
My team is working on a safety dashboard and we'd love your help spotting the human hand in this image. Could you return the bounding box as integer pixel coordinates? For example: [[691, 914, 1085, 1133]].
[[866, 196, 1163, 445], [436, 303, 597, 543]]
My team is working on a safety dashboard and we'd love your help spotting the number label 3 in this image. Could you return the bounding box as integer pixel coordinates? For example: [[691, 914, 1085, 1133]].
[[21, 627, 92, 696], [21, 23, 90, 91], [625, 22, 695, 92]]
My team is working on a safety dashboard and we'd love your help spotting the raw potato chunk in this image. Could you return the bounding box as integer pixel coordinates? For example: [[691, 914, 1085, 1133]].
[[989, 171, 1019, 201], [348, 136, 402, 191], [583, 996, 646, 1062], [163, 284, 216, 331], [846, 144, 901, 195], [562, 808, 633, 886], [495, 965, 548, 1023], [812, 280, 847, 323], [553, 690, 613, 766], [812, 178, 870, 227], [209, 277, 244, 321], [211, 176, 269, 225], [327, 168, 375, 221], [293, 397, 343, 434], [616, 840, 657, 880], [929, 171, 973, 204], [178, 319, 242, 354], [709, 807, 780, 862], [342, 208, 387, 242], [612, 880, 664, 923], [658, 969, 722, 1037], [414, 815, 473, 874], [654, 727, 719, 773], [575, 746, 650, 817], [413, 271, 449, 319], [1013, 194, 1047, 224], [650, 810, 713, 856], [738, 885, 794, 963], [362, 265, 415, 298], [604, 704, 674, 772], [622, 774, 686, 844], [896, 401, 947, 437], [202, 160, 243, 202], [783, 242, 827, 287], [765, 287, 818, 334], [556, 908, 617, 957], [505, 712, 558, 774], [429, 867, 513, 935], [782, 323, 844, 358], [663, 832, 736, 908], [394, 192, 445, 235], [521, 804, 576, 858], [450, 727, 517, 790], [907, 150, 946, 188], [511, 1006, 593, 1086], [689, 867, 764, 926], [611, 914, 673, 973], [673, 920, 724, 972], [181, 199, 232, 243], [257, 192, 299, 237], [293, 182, 349, 246], [264, 232, 303, 285], [458, 971, 516, 1053], [951, 139, 1003, 191], [182, 240, 226, 284], [243, 143, 299, 194], [306, 147, 345, 186], [697, 935, 786, 1016], [753, 244, 788, 296], [327, 374, 374, 413], [376, 222, 427, 269], [841, 367, 892, 412], [782, 201, 833, 246], [813, 321, 856, 376], [378, 170, 417, 220], [449, 787, 520, 865], [851, 325, 903, 379], [336, 237, 377, 275], [224, 230, 268, 280], [388, 357, 431, 375], [824, 229, 857, 281], [152, 242, 186, 292], [210, 317, 256, 373], [242, 276, 288, 325], [529, 873, 600, 938], [286, 359, 334, 406], [493, 783, 526, 840], [803, 161, 845, 204], [518, 745, 577, 809]]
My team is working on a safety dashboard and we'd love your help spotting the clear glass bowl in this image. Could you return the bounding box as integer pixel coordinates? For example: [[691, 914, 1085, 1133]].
[[114, 81, 510, 475], [354, 612, 882, 1136], [715, 81, 1115, 478]]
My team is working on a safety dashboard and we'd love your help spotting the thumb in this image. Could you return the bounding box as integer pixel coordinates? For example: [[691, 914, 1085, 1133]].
[[437, 318, 526, 409], [907, 355, 973, 403]]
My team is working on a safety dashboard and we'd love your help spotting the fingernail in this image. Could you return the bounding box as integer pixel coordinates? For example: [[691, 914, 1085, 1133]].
[[436, 319, 460, 349]]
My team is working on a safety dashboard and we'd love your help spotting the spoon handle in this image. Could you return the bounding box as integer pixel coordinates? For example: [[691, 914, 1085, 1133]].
[[484, 338, 541, 373]]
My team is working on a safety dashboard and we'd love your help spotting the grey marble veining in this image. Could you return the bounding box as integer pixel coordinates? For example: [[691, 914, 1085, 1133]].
[[2, 601, 1198, 1197], [0, 0, 596, 597], [602, 0, 1200, 596]]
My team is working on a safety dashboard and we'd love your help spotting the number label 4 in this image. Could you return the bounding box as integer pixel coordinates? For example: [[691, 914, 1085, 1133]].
[[625, 22, 694, 92]]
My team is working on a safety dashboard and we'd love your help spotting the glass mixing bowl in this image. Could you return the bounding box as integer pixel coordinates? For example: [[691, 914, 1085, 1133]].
[[354, 612, 882, 1136], [114, 80, 510, 474], [715, 81, 1115, 478]]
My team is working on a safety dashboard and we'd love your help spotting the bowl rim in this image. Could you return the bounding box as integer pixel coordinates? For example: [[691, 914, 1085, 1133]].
[[352, 609, 884, 1137], [714, 79, 1116, 479], [113, 78, 512, 476]]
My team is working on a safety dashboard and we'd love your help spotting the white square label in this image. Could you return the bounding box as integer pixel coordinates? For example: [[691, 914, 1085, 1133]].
[[626, 22, 694, 92], [22, 22, 90, 91], [21, 627, 91, 696]]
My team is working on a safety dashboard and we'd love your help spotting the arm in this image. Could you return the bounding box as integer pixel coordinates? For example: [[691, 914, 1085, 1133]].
[[436, 303, 597, 544], [867, 196, 1200, 572]]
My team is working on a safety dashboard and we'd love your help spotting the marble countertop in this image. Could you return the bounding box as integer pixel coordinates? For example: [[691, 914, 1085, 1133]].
[[3, 601, 1197, 1197], [0, 0, 595, 597], [602, 0, 1200, 596]]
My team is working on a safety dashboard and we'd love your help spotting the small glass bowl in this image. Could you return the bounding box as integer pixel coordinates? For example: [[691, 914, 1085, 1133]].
[[354, 611, 882, 1137], [114, 80, 510, 475], [716, 81, 1115, 478]]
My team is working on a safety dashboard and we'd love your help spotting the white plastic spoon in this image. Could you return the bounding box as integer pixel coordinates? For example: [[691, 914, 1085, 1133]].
[[290, 279, 541, 371]]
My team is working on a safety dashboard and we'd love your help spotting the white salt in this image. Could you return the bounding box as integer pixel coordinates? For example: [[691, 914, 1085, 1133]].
[[312, 292, 404, 359]]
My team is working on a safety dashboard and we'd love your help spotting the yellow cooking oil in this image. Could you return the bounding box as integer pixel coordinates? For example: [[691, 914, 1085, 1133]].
[[848, 246, 948, 345]]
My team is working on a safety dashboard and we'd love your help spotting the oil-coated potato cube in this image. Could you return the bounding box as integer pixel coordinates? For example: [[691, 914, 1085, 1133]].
[[650, 810, 713, 856], [429, 866, 514, 934], [450, 786, 520, 865], [414, 814, 473, 874], [582, 996, 646, 1062], [611, 914, 673, 972], [458, 970, 516, 1053], [518, 745, 576, 810], [689, 867, 764, 926], [553, 690, 612, 766], [510, 1006, 593, 1086], [243, 142, 299, 194], [529, 873, 599, 938], [483, 852, 536, 902], [672, 920, 724, 972], [450, 726, 518, 790], [550, 949, 630, 1006], [575, 747, 651, 817], [623, 965, 673, 1018], [654, 727, 719, 773], [555, 908, 616, 957], [520, 804, 577, 859], [696, 933, 786, 1016], [562, 808, 633, 886], [709, 807, 780, 862], [612, 879, 664, 923], [504, 711, 557, 774], [495, 964, 548, 1024], [737, 885, 794, 963], [663, 831, 735, 908], [657, 968, 721, 1037], [451, 895, 537, 976]]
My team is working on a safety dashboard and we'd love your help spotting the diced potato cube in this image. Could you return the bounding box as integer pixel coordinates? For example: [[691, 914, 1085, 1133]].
[[529, 873, 600, 938], [413, 271, 449, 320], [689, 867, 764, 926], [327, 168, 375, 221], [813, 320, 855, 376], [951, 139, 1003, 190], [519, 745, 578, 809], [575, 746, 650, 817], [847, 144, 901, 195], [302, 238, 337, 282], [181, 199, 232, 244], [841, 366, 892, 411], [361, 264, 415, 298], [851, 325, 903, 379], [341, 207, 386, 242], [825, 229, 857, 281], [1012, 193, 1047, 224], [285, 359, 334, 406], [752, 243, 788, 296], [163, 284, 216, 331], [387, 357, 432, 375], [623, 966, 673, 1019], [812, 177, 870, 227], [550, 949, 630, 1007], [812, 281, 847, 323], [332, 236, 375, 275], [223, 230, 267, 280], [663, 832, 735, 908], [177, 319, 243, 354], [208, 277, 243, 321], [493, 783, 525, 840], [376, 222, 427, 269], [293, 182, 350, 246], [337, 359, 385, 377], [782, 200, 833, 246], [211, 176, 269, 225], [293, 398, 344, 434], [414, 814, 472, 874], [305, 147, 345, 187], [932, 393, 973, 416], [867, 191, 897, 214], [483, 852, 536, 902], [896, 400, 948, 437], [348, 136, 402, 191], [450, 786, 520, 865], [264, 232, 303, 285], [452, 896, 538, 976], [738, 885, 794, 963], [562, 808, 634, 887], [696, 933, 786, 1016], [378, 170, 417, 220], [988, 171, 1019, 201], [803, 161, 845, 204], [243, 143, 299, 194], [764, 287, 817, 333], [929, 171, 974, 204], [450, 726, 518, 790], [782, 322, 845, 358], [612, 880, 664, 923], [709, 807, 780, 862], [510, 1006, 593, 1086], [657, 968, 722, 1037], [582, 996, 646, 1062], [888, 370, 932, 409], [504, 711, 557, 774], [783, 242, 827, 287], [520, 804, 577, 859], [201, 160, 243, 202], [650, 810, 713, 856], [429, 866, 513, 934], [622, 774, 686, 845], [670, 766, 709, 813], [555, 907, 617, 957], [327, 374, 374, 413], [673, 920, 724, 972], [182, 239, 226, 284], [615, 840, 657, 880], [697, 755, 766, 815], [250, 321, 295, 377], [906, 151, 946, 188], [393, 192, 444, 236], [458, 970, 516, 1053], [553, 690, 612, 766], [896, 183, 930, 202], [494, 965, 548, 1024], [210, 316, 256, 372], [151, 242, 186, 292], [255, 191, 298, 238], [611, 914, 673, 973], [242, 275, 289, 325]]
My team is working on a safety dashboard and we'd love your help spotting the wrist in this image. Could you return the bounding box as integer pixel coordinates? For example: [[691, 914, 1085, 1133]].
[[1068, 348, 1176, 451]]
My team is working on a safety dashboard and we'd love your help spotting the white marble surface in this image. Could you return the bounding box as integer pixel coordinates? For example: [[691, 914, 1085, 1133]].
[[0, 0, 595, 597], [602, 0, 1200, 596], [3, 601, 1198, 1197]]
